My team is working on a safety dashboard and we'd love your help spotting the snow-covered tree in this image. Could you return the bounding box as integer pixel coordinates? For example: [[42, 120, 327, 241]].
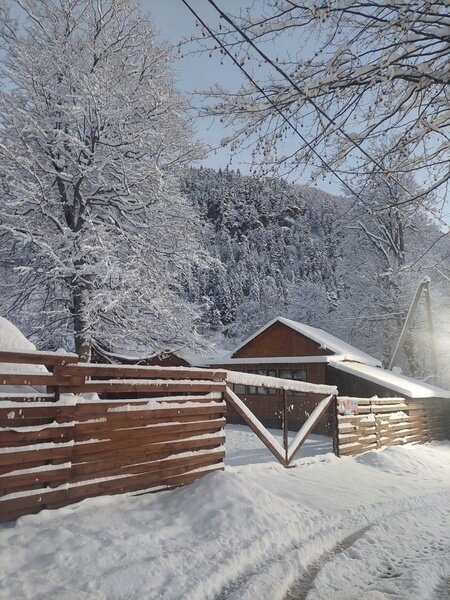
[[194, 1, 450, 209], [182, 166, 450, 376], [0, 0, 204, 359]]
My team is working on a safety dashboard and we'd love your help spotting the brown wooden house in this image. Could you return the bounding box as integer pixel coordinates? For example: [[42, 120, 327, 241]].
[[207, 317, 450, 432]]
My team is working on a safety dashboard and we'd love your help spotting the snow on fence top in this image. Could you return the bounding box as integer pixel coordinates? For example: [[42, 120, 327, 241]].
[[226, 369, 337, 395]]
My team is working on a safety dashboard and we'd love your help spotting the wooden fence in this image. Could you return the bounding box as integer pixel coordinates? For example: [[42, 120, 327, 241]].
[[0, 351, 227, 523], [2, 349, 449, 521], [337, 396, 449, 457]]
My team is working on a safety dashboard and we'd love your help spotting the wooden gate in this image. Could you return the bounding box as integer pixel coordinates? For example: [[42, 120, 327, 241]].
[[225, 370, 338, 466]]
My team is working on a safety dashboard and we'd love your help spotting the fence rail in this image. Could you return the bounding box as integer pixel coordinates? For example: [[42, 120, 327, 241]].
[[337, 396, 448, 456], [0, 351, 226, 523]]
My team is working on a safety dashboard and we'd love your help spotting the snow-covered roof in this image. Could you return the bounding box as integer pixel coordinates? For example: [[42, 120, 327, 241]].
[[0, 316, 36, 353], [329, 359, 450, 399], [209, 355, 336, 365], [226, 317, 381, 367], [0, 316, 47, 393], [182, 348, 230, 367], [92, 342, 231, 368]]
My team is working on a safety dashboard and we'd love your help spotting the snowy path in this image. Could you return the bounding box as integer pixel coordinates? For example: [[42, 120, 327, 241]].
[[0, 426, 449, 600], [213, 490, 450, 600], [289, 499, 450, 600]]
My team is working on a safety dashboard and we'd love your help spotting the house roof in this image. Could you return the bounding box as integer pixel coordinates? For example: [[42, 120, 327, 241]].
[[226, 317, 382, 367], [329, 359, 450, 399]]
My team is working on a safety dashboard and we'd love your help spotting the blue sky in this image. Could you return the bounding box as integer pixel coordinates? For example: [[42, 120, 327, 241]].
[[144, 0, 339, 193], [146, 1, 253, 171]]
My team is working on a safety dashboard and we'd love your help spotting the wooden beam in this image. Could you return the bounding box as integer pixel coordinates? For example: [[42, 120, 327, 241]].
[[287, 394, 334, 463], [225, 370, 337, 395], [60, 380, 226, 393], [389, 280, 426, 370], [0, 351, 78, 366], [283, 390, 289, 462], [63, 363, 227, 381], [423, 282, 438, 381], [0, 373, 57, 386], [224, 387, 286, 465]]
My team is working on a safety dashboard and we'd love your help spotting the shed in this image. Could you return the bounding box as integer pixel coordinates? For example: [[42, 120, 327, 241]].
[[209, 316, 450, 431]]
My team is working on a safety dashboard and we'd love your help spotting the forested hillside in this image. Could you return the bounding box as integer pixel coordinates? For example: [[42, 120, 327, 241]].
[[182, 167, 450, 378]]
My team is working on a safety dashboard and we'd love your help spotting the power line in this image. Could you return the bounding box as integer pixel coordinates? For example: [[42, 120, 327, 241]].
[[202, 0, 450, 230], [179, 0, 375, 210], [205, 1, 391, 176]]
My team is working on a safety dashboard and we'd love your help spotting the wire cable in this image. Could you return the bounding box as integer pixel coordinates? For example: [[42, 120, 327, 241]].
[[180, 0, 375, 211]]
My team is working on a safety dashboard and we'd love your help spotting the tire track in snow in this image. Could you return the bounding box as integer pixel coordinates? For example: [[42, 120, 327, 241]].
[[285, 498, 450, 600], [435, 577, 450, 600], [212, 491, 450, 600], [283, 526, 372, 600]]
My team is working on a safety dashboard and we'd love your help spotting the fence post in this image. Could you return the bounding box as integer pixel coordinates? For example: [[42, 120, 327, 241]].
[[331, 395, 340, 457], [46, 364, 61, 403], [283, 390, 289, 463]]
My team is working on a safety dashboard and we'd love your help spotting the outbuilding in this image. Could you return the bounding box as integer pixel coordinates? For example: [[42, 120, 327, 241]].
[[208, 316, 450, 431]]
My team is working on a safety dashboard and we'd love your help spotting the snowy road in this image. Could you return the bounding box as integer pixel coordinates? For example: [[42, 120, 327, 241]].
[[214, 488, 450, 600], [287, 499, 450, 600], [0, 426, 449, 600], [251, 493, 450, 600]]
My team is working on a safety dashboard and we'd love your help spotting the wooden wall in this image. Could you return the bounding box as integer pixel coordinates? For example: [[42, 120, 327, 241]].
[[232, 321, 331, 358]]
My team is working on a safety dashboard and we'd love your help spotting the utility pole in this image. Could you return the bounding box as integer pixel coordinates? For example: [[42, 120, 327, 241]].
[[389, 278, 438, 382], [423, 282, 438, 381]]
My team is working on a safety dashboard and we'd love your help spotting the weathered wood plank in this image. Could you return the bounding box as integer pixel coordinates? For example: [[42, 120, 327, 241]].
[[0, 444, 74, 467], [0, 373, 57, 386], [69, 450, 225, 484], [73, 417, 226, 445], [0, 425, 73, 445], [73, 412, 224, 439], [69, 455, 223, 502], [73, 402, 225, 422], [0, 406, 74, 420], [0, 350, 78, 366], [61, 380, 226, 393], [71, 420, 225, 460], [64, 363, 227, 381], [0, 465, 71, 494], [71, 436, 225, 476]]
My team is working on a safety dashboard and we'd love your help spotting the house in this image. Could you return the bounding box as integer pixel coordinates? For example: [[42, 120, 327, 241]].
[[207, 316, 450, 431]]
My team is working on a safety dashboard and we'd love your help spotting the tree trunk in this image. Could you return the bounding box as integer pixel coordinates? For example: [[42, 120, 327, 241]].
[[72, 285, 91, 362]]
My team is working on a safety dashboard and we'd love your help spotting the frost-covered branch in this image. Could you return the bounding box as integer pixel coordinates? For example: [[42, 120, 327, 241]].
[[0, 0, 207, 359]]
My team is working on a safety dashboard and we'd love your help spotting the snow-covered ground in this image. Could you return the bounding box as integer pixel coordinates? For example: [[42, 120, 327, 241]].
[[1, 425, 449, 600], [225, 424, 332, 467]]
